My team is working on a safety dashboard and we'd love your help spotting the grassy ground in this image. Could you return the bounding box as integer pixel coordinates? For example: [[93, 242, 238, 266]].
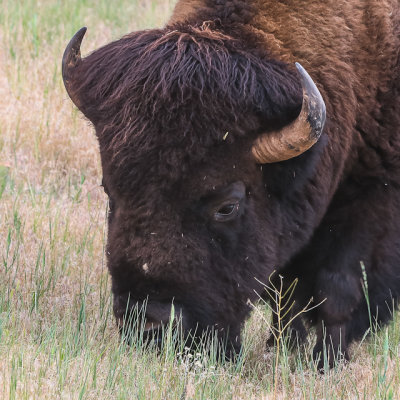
[[0, 0, 399, 398]]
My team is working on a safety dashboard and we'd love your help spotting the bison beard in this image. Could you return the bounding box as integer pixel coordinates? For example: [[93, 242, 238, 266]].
[[62, 0, 400, 369]]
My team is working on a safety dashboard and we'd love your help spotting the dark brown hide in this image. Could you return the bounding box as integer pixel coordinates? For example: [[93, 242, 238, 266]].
[[63, 0, 400, 368]]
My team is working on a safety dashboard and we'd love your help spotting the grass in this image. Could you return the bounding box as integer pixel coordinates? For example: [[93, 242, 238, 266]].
[[0, 0, 400, 398]]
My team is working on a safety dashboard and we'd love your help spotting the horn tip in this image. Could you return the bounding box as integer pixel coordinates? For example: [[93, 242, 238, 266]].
[[62, 27, 88, 108], [294, 62, 326, 140], [71, 26, 88, 50], [294, 62, 304, 73], [294, 61, 303, 72], [76, 26, 88, 38], [62, 26, 87, 72]]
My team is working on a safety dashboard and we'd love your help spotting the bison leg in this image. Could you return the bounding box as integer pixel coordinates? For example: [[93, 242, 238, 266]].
[[311, 267, 362, 369], [295, 184, 400, 369]]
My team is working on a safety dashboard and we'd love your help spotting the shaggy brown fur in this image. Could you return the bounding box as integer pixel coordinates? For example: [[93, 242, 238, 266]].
[[65, 0, 400, 368]]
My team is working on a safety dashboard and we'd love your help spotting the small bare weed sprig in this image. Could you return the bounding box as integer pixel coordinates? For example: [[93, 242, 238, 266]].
[[250, 272, 325, 399]]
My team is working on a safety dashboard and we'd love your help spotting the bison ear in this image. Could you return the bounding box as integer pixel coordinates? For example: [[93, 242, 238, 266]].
[[252, 63, 326, 164], [62, 27, 87, 111]]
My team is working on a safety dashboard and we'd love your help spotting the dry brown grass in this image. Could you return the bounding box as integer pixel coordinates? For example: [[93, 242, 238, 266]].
[[1, 1, 399, 398]]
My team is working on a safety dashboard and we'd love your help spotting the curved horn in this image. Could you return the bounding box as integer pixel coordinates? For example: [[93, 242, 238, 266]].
[[62, 27, 87, 109], [252, 62, 326, 163]]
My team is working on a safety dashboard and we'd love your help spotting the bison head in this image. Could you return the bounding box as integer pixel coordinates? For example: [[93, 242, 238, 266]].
[[62, 24, 325, 353]]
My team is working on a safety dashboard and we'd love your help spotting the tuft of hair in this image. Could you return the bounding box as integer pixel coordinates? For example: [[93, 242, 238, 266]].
[[74, 22, 302, 169]]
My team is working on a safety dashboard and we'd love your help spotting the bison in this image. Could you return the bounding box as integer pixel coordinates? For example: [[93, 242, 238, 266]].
[[62, 0, 400, 368]]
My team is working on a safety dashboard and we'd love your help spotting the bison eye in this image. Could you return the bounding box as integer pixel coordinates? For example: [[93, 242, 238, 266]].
[[214, 202, 240, 222]]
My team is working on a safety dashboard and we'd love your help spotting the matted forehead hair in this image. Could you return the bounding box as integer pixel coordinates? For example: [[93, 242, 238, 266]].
[[72, 22, 302, 181]]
